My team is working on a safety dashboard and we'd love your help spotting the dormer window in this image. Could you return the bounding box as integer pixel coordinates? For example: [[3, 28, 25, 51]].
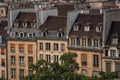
[[42, 31, 48, 37], [13, 21, 19, 27], [96, 26, 101, 32], [112, 38, 118, 44], [19, 32, 24, 39], [0, 36, 2, 43], [28, 33, 33, 39], [73, 25, 79, 31], [31, 22, 36, 28], [10, 32, 15, 38], [22, 22, 28, 28], [57, 32, 64, 37], [84, 25, 90, 31]]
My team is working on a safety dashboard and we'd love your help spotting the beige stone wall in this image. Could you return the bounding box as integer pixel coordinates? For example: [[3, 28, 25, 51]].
[[7, 41, 37, 80]]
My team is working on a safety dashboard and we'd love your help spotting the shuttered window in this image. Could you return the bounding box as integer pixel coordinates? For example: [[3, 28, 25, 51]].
[[81, 54, 87, 66], [28, 45, 33, 53]]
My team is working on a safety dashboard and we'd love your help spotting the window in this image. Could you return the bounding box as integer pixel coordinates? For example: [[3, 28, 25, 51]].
[[28, 45, 33, 53], [1, 48, 5, 55], [94, 39, 98, 47], [40, 54, 43, 60], [22, 22, 27, 28], [61, 44, 65, 52], [39, 42, 43, 50], [115, 63, 120, 72], [11, 68, 16, 78], [28, 33, 33, 39], [110, 50, 116, 57], [46, 43, 50, 50], [93, 71, 99, 77], [31, 22, 36, 28], [19, 69, 24, 77], [19, 44, 24, 53], [1, 70, 5, 78], [29, 70, 33, 76], [71, 38, 75, 45], [54, 55, 59, 62], [105, 50, 108, 57], [46, 54, 51, 63], [1, 58, 5, 67], [54, 43, 58, 51], [93, 55, 99, 67], [88, 38, 92, 46], [106, 62, 111, 72], [13, 21, 19, 27], [84, 25, 90, 31], [81, 69, 87, 76], [11, 56, 16, 65], [28, 57, 33, 65], [42, 32, 48, 37], [96, 26, 101, 32], [10, 44, 15, 53], [73, 25, 79, 31], [19, 32, 24, 39], [81, 54, 87, 66], [76, 37, 80, 46], [82, 39, 86, 46], [1, 10, 3, 13], [19, 56, 24, 66], [10, 32, 15, 38], [57, 32, 63, 37], [112, 38, 118, 44]]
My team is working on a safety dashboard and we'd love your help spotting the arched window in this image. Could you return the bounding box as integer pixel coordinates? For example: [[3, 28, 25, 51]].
[[19, 32, 24, 39]]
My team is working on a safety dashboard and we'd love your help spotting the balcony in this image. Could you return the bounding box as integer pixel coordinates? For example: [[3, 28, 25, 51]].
[[11, 62, 16, 66], [19, 62, 25, 66], [81, 62, 87, 66]]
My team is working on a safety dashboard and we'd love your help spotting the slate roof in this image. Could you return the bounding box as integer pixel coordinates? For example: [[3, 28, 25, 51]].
[[39, 16, 67, 31], [106, 21, 120, 46], [0, 20, 7, 36], [55, 4, 74, 16], [69, 13, 103, 38]]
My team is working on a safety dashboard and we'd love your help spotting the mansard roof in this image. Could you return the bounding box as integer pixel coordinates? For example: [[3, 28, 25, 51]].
[[106, 21, 120, 46], [55, 4, 74, 16], [39, 16, 67, 31], [69, 13, 103, 38]]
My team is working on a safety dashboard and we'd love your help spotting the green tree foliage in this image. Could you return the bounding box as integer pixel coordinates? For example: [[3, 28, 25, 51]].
[[22, 52, 118, 80]]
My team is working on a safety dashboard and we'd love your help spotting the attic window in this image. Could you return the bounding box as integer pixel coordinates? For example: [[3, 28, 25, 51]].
[[31, 22, 36, 28], [96, 26, 101, 32], [73, 25, 79, 31], [13, 21, 19, 27], [42, 31, 48, 37], [19, 32, 24, 39], [84, 23, 91, 31], [57, 32, 64, 37], [22, 22, 28, 28], [10, 32, 15, 38], [112, 38, 118, 44], [0, 36, 2, 43], [28, 33, 33, 39]]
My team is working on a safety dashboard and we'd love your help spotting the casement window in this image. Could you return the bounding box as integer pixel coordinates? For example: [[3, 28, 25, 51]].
[[81, 69, 87, 76], [10, 32, 15, 38], [54, 55, 59, 62], [0, 48, 4, 55], [11, 56, 16, 65], [40, 54, 43, 60], [112, 38, 118, 44], [19, 32, 24, 39], [46, 43, 50, 50], [22, 22, 27, 28], [42, 32, 48, 37], [1, 70, 5, 78], [61, 44, 65, 52], [46, 54, 51, 63], [28, 33, 33, 39], [28, 57, 33, 63], [115, 63, 120, 72], [19, 56, 24, 66], [57, 32, 63, 37], [94, 39, 98, 47], [39, 42, 43, 50], [31, 22, 36, 28], [76, 37, 80, 46], [93, 55, 99, 67], [19, 69, 24, 77], [54, 43, 58, 51], [1, 58, 5, 66], [10, 44, 15, 53], [28, 45, 33, 53], [71, 38, 75, 45], [19, 44, 24, 53], [106, 62, 111, 72], [13, 21, 19, 27], [110, 50, 116, 57], [81, 54, 87, 66], [82, 39, 86, 46], [11, 68, 16, 78], [96, 26, 101, 32]]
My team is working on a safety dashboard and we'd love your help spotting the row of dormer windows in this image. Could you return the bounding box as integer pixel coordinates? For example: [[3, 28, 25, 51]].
[[10, 32, 35, 39], [73, 25, 102, 32], [69, 37, 102, 47], [42, 31, 64, 37], [13, 22, 36, 28]]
